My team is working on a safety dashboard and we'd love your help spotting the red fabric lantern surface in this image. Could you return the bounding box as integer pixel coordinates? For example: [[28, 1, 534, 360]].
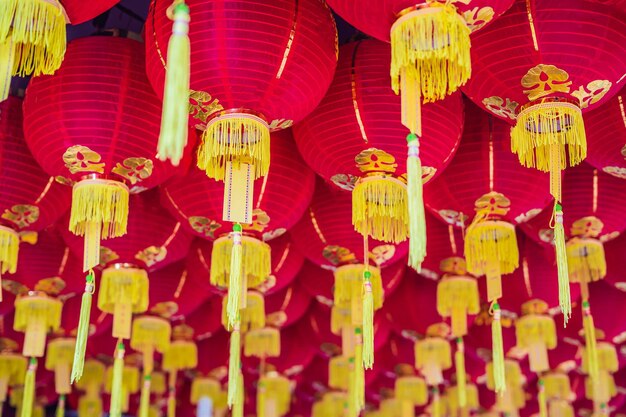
[[326, 0, 513, 43], [186, 232, 304, 296], [145, 0, 338, 129], [292, 179, 408, 268], [161, 129, 314, 241], [265, 281, 312, 329], [196, 330, 230, 375], [420, 211, 465, 279], [61, 190, 192, 272], [61, 0, 120, 24], [146, 261, 209, 318], [604, 234, 626, 291], [22, 35, 188, 191], [184, 295, 223, 340], [294, 39, 464, 192], [583, 87, 626, 180], [462, 0, 626, 122], [521, 163, 626, 245], [0, 95, 70, 233], [425, 100, 552, 226]]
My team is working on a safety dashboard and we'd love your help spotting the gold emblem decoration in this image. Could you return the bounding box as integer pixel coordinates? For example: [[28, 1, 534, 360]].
[[570, 216, 604, 238], [538, 228, 554, 243], [2, 204, 40, 229], [54, 176, 75, 186], [437, 209, 469, 227], [188, 90, 224, 129], [355, 148, 398, 174], [2, 280, 29, 296], [70, 324, 96, 337], [474, 191, 511, 217], [521, 299, 548, 315], [63, 145, 105, 174], [135, 246, 168, 267], [421, 166, 437, 184], [112, 157, 154, 185], [330, 174, 358, 191], [514, 208, 542, 224], [0, 338, 19, 352], [572, 80, 612, 109], [603, 166, 626, 179], [150, 301, 179, 319], [426, 322, 450, 338], [600, 231, 620, 243], [482, 96, 519, 120], [320, 343, 341, 357], [34, 277, 66, 295], [369, 245, 396, 266], [440, 257, 467, 275], [462, 7, 494, 32], [262, 228, 286, 242], [521, 64, 572, 101], [99, 247, 120, 266], [266, 311, 288, 328], [129, 185, 149, 194], [257, 275, 277, 293], [268, 119, 294, 131], [322, 245, 357, 266], [188, 216, 221, 238], [243, 209, 271, 233]]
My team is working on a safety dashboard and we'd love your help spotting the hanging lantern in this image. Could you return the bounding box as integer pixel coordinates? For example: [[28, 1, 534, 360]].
[[548, 400, 574, 417], [14, 292, 62, 359], [395, 375, 428, 411], [0, 94, 70, 298], [462, 0, 626, 309], [436, 257, 480, 338], [23, 34, 187, 274], [447, 382, 479, 416], [294, 39, 464, 270], [329, 355, 350, 391], [145, 0, 336, 218], [244, 327, 280, 360], [44, 337, 75, 414], [78, 394, 103, 417], [313, 392, 347, 417], [486, 359, 526, 414], [0, 345, 26, 408], [75, 359, 105, 397], [257, 372, 291, 417], [514, 300, 557, 373], [190, 377, 223, 409], [105, 359, 140, 416], [583, 87, 626, 179], [543, 371, 572, 401], [162, 324, 198, 417], [414, 323, 452, 386]]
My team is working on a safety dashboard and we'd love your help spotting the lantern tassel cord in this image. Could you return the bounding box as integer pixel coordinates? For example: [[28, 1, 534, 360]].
[[228, 320, 241, 408], [362, 270, 374, 370], [20, 358, 36, 417], [227, 224, 243, 327], [233, 372, 244, 417], [139, 375, 151, 417], [407, 133, 427, 271], [538, 379, 547, 417], [354, 329, 365, 411], [157, 1, 190, 166], [552, 202, 571, 325], [55, 395, 65, 417], [582, 300, 599, 380], [455, 337, 467, 407], [109, 342, 125, 417], [491, 301, 506, 395], [71, 270, 95, 383]]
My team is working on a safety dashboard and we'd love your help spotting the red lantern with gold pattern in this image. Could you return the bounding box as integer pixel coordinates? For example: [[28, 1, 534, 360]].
[[294, 39, 463, 270], [23, 34, 191, 275], [0, 94, 70, 296], [583, 87, 626, 180]]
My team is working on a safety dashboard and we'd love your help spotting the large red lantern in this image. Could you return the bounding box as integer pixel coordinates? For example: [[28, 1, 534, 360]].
[[23, 34, 188, 275], [0, 94, 70, 294], [145, 0, 337, 230], [294, 39, 463, 270], [583, 87, 626, 180]]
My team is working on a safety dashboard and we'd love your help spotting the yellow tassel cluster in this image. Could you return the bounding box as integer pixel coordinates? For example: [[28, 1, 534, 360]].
[[414, 337, 451, 386], [334, 264, 383, 311], [78, 395, 102, 417], [14, 294, 62, 358], [0, 353, 26, 401], [448, 383, 478, 414], [567, 237, 606, 284], [227, 324, 241, 408], [352, 176, 408, 244], [45, 338, 75, 395], [138, 376, 151, 417], [221, 291, 265, 332], [211, 235, 271, 289], [244, 327, 280, 358], [354, 332, 365, 412], [106, 349, 140, 416], [130, 316, 172, 374], [0, 226, 19, 275], [75, 359, 105, 396], [257, 374, 291, 417], [543, 372, 571, 401], [162, 341, 198, 372], [511, 102, 586, 172], [437, 276, 480, 338], [582, 301, 599, 380], [232, 372, 244, 417], [548, 399, 574, 417], [329, 356, 350, 390], [20, 358, 37, 417], [395, 376, 428, 406], [70, 179, 129, 240], [585, 372, 616, 404], [407, 134, 427, 269], [198, 113, 270, 181], [454, 338, 467, 407], [465, 220, 518, 278], [490, 303, 506, 394], [515, 314, 557, 373], [554, 204, 571, 324], [190, 378, 222, 405]]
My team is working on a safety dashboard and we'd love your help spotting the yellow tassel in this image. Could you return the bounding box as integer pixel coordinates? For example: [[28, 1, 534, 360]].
[[20, 358, 36, 417], [75, 359, 105, 397], [55, 394, 65, 417], [431, 387, 441, 417], [131, 316, 172, 374], [347, 357, 357, 417], [511, 101, 586, 172], [222, 291, 265, 333], [553, 204, 571, 324], [455, 338, 466, 407], [407, 133, 427, 270], [162, 340, 198, 372], [158, 1, 190, 166], [232, 372, 244, 417], [354, 329, 364, 411], [71, 271, 95, 383], [0, 0, 67, 78], [70, 179, 129, 272], [0, 226, 19, 275], [329, 356, 350, 391], [396, 376, 428, 406], [437, 275, 480, 338], [45, 338, 75, 395], [98, 266, 149, 340], [78, 395, 102, 417], [243, 327, 280, 358], [197, 113, 270, 181], [139, 375, 151, 417], [14, 294, 62, 358], [109, 343, 125, 417], [415, 337, 451, 386], [228, 321, 241, 408], [491, 303, 506, 395], [362, 270, 374, 369], [211, 234, 271, 290], [191, 378, 222, 405], [515, 312, 556, 373], [334, 264, 383, 311], [226, 224, 243, 327], [567, 237, 606, 285], [538, 379, 547, 417], [582, 301, 599, 380], [352, 175, 408, 244], [0, 38, 15, 102], [168, 387, 176, 417], [0, 353, 26, 404]]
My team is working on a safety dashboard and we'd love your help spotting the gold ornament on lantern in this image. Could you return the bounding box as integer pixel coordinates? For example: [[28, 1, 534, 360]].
[[414, 323, 452, 386], [515, 300, 557, 373]]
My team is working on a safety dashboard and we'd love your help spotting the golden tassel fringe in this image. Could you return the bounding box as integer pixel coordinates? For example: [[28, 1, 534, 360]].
[[329, 356, 350, 390], [567, 237, 606, 284], [407, 134, 427, 270], [396, 376, 428, 406], [226, 225, 243, 327], [162, 341, 198, 372], [554, 204, 571, 325], [437, 276, 480, 338], [352, 176, 408, 244], [244, 327, 280, 358], [0, 226, 19, 275], [362, 270, 374, 370], [431, 388, 441, 417], [511, 101, 586, 171], [138, 375, 151, 417], [491, 303, 506, 395], [108, 343, 125, 417], [334, 264, 383, 310], [198, 113, 270, 181], [130, 316, 172, 373], [455, 338, 467, 407], [70, 179, 129, 239], [71, 271, 95, 383], [14, 295, 62, 358], [538, 379, 547, 417], [582, 301, 599, 380], [20, 358, 36, 417], [221, 291, 265, 333], [232, 372, 244, 417], [354, 330, 364, 411], [227, 323, 241, 408], [211, 235, 271, 289]]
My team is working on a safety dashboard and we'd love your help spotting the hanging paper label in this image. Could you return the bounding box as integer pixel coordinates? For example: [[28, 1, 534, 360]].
[[84, 221, 102, 272], [24, 320, 46, 358], [265, 398, 277, 417], [223, 162, 254, 224], [55, 364, 71, 395], [0, 376, 8, 402], [351, 297, 363, 327], [342, 327, 355, 358], [528, 342, 549, 373], [486, 266, 502, 302], [112, 302, 132, 340], [422, 363, 443, 386]]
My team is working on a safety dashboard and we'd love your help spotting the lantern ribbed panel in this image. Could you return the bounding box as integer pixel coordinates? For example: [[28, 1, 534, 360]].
[[584, 88, 626, 179], [147, 261, 207, 316], [426, 101, 552, 224], [420, 212, 464, 277], [326, 0, 513, 42], [12, 230, 68, 287], [61, 0, 120, 25], [161, 129, 314, 240], [293, 40, 463, 185], [462, 0, 626, 119], [61, 190, 192, 270], [292, 179, 409, 267], [145, 0, 337, 125], [265, 282, 311, 328], [184, 296, 223, 338], [0, 96, 70, 231], [23, 36, 183, 189]]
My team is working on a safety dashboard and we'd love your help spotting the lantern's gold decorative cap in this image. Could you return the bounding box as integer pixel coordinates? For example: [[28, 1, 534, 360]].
[[173, 324, 194, 341], [426, 322, 450, 338], [35, 277, 66, 296], [571, 216, 604, 238], [0, 338, 19, 353], [395, 363, 415, 377], [578, 327, 605, 341], [474, 191, 511, 217], [440, 257, 467, 275], [521, 299, 549, 315]]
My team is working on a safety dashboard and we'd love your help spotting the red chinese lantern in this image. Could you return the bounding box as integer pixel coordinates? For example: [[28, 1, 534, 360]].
[[264, 282, 312, 330], [462, 0, 626, 325], [145, 0, 337, 226], [583, 87, 626, 180], [0, 94, 70, 297], [23, 34, 189, 273], [61, 0, 119, 24], [294, 39, 463, 270]]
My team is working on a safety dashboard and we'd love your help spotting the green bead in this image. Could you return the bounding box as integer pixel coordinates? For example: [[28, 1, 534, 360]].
[[174, 3, 190, 14], [363, 270, 372, 279], [406, 133, 417, 143], [555, 203, 562, 211], [233, 223, 243, 232]]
